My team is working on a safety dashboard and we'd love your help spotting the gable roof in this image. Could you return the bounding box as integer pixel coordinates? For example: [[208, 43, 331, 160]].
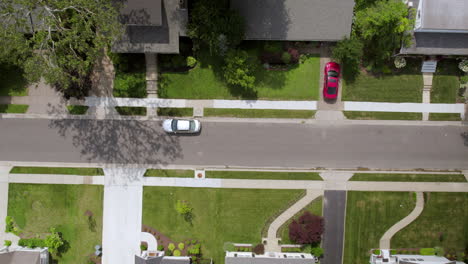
[[120, 0, 162, 26], [0, 251, 41, 264], [416, 0, 468, 33], [230, 0, 355, 41]]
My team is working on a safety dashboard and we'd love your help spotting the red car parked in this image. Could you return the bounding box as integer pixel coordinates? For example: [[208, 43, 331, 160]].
[[323, 62, 341, 100]]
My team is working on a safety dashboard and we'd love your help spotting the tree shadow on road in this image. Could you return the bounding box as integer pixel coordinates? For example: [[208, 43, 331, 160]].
[[48, 118, 184, 168]]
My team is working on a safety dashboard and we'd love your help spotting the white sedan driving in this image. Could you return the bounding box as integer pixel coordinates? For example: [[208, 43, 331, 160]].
[[162, 119, 201, 134]]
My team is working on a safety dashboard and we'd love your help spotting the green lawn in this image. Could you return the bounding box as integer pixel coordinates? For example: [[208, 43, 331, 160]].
[[144, 169, 194, 178], [67, 105, 89, 115], [115, 106, 147, 116], [0, 104, 28, 113], [392, 193, 468, 255], [8, 184, 104, 264], [278, 196, 323, 244], [431, 60, 461, 104], [158, 48, 319, 100], [349, 173, 466, 182], [143, 187, 304, 264], [344, 111, 422, 120], [0, 64, 28, 96], [343, 192, 415, 264], [205, 171, 323, 180], [429, 113, 462, 121], [157, 107, 193, 117], [204, 108, 316, 119], [10, 167, 104, 175], [342, 60, 423, 102]]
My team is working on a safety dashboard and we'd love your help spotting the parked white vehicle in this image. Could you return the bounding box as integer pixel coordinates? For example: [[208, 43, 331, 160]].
[[162, 119, 201, 134]]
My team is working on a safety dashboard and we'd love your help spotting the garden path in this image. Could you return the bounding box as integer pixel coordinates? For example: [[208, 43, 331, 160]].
[[379, 192, 424, 249], [263, 189, 323, 252]]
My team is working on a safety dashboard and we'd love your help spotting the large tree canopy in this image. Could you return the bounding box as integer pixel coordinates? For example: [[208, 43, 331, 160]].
[[0, 0, 123, 97], [187, 0, 244, 55], [353, 0, 413, 67]]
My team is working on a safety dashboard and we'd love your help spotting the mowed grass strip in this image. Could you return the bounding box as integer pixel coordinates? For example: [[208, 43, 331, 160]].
[[8, 184, 104, 264], [429, 113, 462, 121], [157, 107, 193, 117], [0, 104, 28, 113], [143, 187, 304, 264], [205, 171, 323, 180], [278, 196, 323, 244], [115, 106, 147, 116], [204, 108, 316, 119], [343, 192, 415, 264], [349, 173, 467, 182], [344, 111, 422, 120], [144, 169, 194, 178], [67, 105, 89, 115], [0, 64, 28, 96], [391, 193, 468, 254], [10, 167, 104, 176]]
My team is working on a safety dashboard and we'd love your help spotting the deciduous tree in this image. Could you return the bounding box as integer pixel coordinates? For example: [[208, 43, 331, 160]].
[[0, 0, 123, 97], [288, 212, 324, 244]]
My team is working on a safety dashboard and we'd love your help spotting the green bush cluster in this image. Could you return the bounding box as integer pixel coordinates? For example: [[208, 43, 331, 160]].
[[461, 75, 468, 84], [420, 248, 436, 256], [168, 243, 176, 251], [113, 72, 147, 98], [158, 245, 164, 251], [264, 42, 283, 53], [4, 240, 12, 247], [281, 247, 302, 253], [173, 249, 181, 256], [18, 238, 46, 248], [178, 243, 185, 250], [310, 247, 324, 258], [141, 244, 148, 251], [187, 56, 197, 68], [188, 243, 201, 255], [5, 216, 21, 235], [373, 249, 381, 255], [236, 247, 251, 252], [281, 52, 291, 64]]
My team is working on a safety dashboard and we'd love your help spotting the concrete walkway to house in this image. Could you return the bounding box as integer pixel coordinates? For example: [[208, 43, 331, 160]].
[[379, 192, 425, 249], [0, 166, 20, 246], [422, 73, 434, 121], [264, 189, 323, 252], [101, 167, 146, 264]]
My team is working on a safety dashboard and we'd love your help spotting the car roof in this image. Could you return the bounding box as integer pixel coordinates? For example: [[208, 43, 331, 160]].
[[176, 120, 191, 130]]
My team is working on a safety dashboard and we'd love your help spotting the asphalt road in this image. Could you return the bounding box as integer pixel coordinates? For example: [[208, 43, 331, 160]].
[[322, 191, 347, 264], [0, 118, 467, 169]]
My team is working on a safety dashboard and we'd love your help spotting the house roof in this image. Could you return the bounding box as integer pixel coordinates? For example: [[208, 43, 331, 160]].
[[396, 254, 454, 264], [417, 0, 468, 32], [120, 0, 162, 26], [399, 32, 468, 55], [112, 0, 187, 53], [230, 0, 355, 41], [0, 251, 41, 264], [225, 256, 315, 264]]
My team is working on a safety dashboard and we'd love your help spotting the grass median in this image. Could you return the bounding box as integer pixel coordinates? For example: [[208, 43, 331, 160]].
[[205, 170, 323, 180], [0, 104, 28, 113], [344, 111, 422, 120], [204, 108, 316, 118], [144, 169, 194, 178], [349, 173, 467, 182], [10, 167, 104, 176]]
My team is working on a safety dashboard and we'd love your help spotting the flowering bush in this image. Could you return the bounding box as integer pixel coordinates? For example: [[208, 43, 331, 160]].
[[458, 59, 468, 72], [394, 57, 407, 68]]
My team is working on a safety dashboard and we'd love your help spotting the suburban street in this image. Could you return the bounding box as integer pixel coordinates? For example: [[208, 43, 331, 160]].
[[0, 118, 467, 169]]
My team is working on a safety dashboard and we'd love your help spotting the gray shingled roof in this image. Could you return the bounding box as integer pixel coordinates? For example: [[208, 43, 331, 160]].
[[230, 0, 355, 41], [120, 0, 162, 26], [418, 0, 468, 32], [399, 32, 468, 55], [0, 251, 41, 264], [113, 0, 187, 53], [135, 255, 191, 264], [225, 256, 315, 264]]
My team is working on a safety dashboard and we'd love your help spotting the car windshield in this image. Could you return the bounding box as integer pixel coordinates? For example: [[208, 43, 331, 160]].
[[189, 121, 195, 131], [327, 87, 337, 94], [328, 70, 339, 77], [171, 120, 178, 131]]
